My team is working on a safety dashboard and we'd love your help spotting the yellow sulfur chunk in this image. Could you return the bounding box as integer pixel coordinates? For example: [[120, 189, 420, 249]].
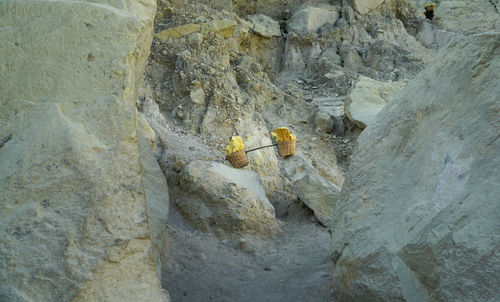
[[225, 136, 245, 156], [271, 127, 296, 141]]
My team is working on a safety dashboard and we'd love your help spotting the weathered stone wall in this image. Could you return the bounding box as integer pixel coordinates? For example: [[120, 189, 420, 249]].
[[0, 1, 169, 301], [330, 32, 500, 302]]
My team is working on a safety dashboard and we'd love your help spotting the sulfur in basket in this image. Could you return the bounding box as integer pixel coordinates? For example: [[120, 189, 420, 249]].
[[271, 127, 296, 157], [225, 136, 249, 168], [226, 149, 249, 168]]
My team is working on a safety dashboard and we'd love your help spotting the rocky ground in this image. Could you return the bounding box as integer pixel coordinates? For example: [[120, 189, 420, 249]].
[[163, 201, 333, 302], [138, 0, 424, 301], [1, 0, 497, 301], [135, 0, 499, 301]]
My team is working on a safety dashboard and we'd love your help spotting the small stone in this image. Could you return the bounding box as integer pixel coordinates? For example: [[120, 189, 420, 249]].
[[190, 87, 205, 105], [236, 238, 249, 250], [162, 50, 167, 55], [188, 33, 203, 48], [172, 161, 185, 173]]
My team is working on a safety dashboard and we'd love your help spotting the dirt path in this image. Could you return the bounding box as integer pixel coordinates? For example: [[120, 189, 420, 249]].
[[161, 203, 333, 302]]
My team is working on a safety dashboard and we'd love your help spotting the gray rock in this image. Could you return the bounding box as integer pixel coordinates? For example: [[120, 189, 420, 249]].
[[283, 44, 306, 71], [188, 32, 204, 48], [281, 156, 340, 226], [177, 161, 279, 236], [288, 7, 339, 32], [352, 0, 385, 15], [247, 14, 281, 38], [339, 41, 364, 71], [190, 87, 206, 105], [317, 47, 342, 74], [319, 47, 342, 66], [416, 21, 464, 49], [435, 0, 500, 33], [0, 1, 169, 301], [330, 33, 500, 302], [345, 76, 406, 129], [315, 110, 334, 133]]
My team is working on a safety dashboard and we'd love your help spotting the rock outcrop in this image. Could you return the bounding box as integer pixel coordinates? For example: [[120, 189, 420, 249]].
[[281, 156, 341, 226], [177, 161, 280, 236], [288, 7, 339, 32], [345, 76, 406, 129], [330, 33, 500, 302], [246, 14, 281, 38], [0, 1, 169, 301], [352, 0, 384, 15]]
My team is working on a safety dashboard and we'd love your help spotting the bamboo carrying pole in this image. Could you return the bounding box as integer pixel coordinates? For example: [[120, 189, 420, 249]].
[[245, 144, 276, 153]]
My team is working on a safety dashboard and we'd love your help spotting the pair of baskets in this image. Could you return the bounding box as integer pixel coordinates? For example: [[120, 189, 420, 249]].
[[226, 139, 296, 168]]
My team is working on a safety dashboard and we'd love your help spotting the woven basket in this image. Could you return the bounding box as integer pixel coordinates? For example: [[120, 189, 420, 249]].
[[226, 150, 248, 168], [276, 139, 296, 157]]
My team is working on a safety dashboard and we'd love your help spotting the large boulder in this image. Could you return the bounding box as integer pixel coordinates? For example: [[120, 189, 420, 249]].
[[288, 7, 339, 32], [345, 76, 406, 129], [408, 0, 499, 34], [281, 156, 341, 226], [434, 0, 500, 33], [177, 161, 280, 236], [330, 33, 500, 301], [247, 14, 281, 38], [0, 1, 169, 301], [352, 0, 384, 15], [415, 21, 464, 49]]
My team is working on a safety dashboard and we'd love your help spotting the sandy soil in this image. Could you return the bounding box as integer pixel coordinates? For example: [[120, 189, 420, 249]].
[[161, 201, 334, 302]]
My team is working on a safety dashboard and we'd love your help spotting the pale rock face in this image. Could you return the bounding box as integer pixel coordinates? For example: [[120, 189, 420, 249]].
[[288, 7, 339, 32], [177, 161, 280, 236], [281, 156, 341, 226], [415, 21, 464, 49], [435, 0, 500, 33], [156, 19, 237, 40], [339, 41, 364, 71], [345, 76, 406, 129], [319, 47, 342, 67], [315, 110, 335, 133], [190, 87, 206, 105], [331, 33, 500, 302], [283, 44, 306, 71], [188, 32, 204, 48], [352, 0, 384, 15], [408, 0, 500, 33], [247, 14, 281, 38], [0, 0, 169, 301]]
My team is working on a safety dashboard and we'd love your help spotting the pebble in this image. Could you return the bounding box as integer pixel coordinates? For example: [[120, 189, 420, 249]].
[[236, 238, 249, 250], [172, 160, 185, 173]]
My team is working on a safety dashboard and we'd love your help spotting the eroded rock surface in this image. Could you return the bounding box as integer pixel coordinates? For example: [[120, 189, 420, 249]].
[[345, 75, 407, 129], [246, 14, 281, 38], [281, 156, 341, 226], [331, 32, 500, 302], [288, 7, 339, 32], [352, 0, 384, 15], [0, 1, 169, 301], [177, 161, 280, 236]]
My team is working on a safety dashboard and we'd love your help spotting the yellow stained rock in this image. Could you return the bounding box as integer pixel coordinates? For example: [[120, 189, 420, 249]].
[[156, 23, 201, 40], [155, 19, 236, 40], [271, 127, 296, 141], [203, 19, 237, 38], [225, 136, 245, 156]]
